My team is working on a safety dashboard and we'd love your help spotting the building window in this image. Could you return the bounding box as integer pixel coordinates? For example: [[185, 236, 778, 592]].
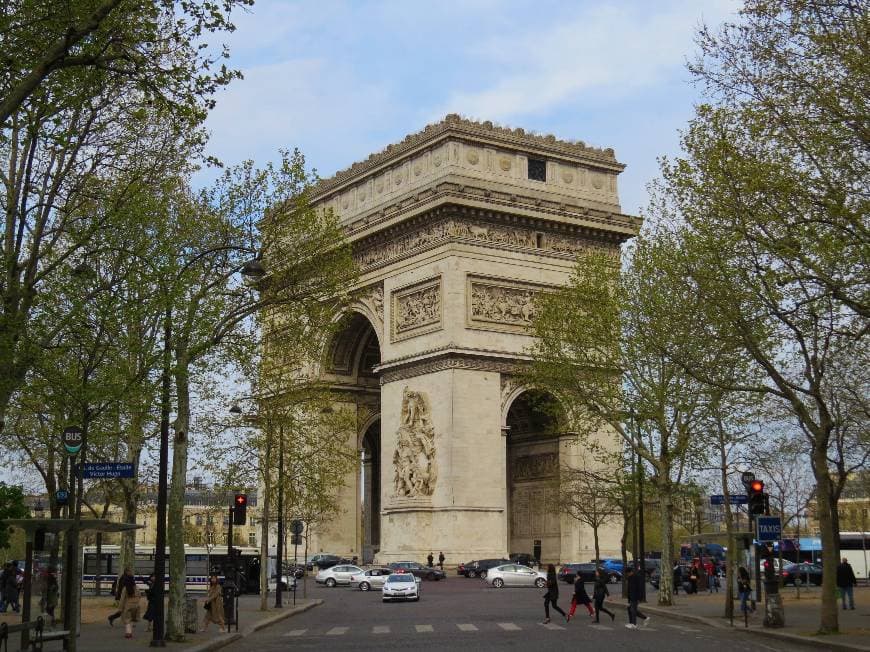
[[528, 158, 546, 182], [248, 532, 257, 546], [195, 515, 203, 526]]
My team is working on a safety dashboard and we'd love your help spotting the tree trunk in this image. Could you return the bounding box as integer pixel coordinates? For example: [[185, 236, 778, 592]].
[[812, 443, 839, 634], [720, 451, 735, 621], [259, 438, 271, 611], [657, 484, 674, 606], [118, 411, 145, 580], [167, 361, 191, 641], [593, 525, 600, 565]]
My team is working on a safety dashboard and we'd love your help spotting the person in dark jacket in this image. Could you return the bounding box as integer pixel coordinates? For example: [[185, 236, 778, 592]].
[[143, 574, 157, 631], [737, 566, 753, 617], [542, 564, 566, 624], [625, 565, 650, 629], [567, 574, 594, 621], [427, 552, 434, 567], [837, 558, 857, 610], [0, 563, 19, 612], [593, 569, 615, 622], [438, 552, 445, 571], [672, 562, 682, 595]]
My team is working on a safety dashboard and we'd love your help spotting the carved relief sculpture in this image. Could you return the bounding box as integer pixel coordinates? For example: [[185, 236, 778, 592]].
[[470, 282, 540, 327], [393, 387, 438, 498], [392, 278, 442, 341]]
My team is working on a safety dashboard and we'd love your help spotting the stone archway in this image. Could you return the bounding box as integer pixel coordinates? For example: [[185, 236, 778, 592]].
[[360, 417, 381, 563], [505, 390, 563, 564]]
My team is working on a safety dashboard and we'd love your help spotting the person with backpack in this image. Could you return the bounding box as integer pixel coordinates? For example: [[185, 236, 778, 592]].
[[593, 568, 615, 623], [541, 564, 567, 624]]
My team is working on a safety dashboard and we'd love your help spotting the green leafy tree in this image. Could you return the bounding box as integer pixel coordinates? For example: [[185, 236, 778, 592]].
[[657, 1, 869, 632], [0, 482, 27, 549]]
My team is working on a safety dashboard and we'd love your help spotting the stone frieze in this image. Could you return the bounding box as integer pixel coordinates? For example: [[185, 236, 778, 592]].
[[391, 277, 442, 341]]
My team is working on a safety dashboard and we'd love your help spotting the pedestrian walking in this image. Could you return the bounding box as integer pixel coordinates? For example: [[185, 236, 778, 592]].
[[438, 551, 445, 571], [0, 562, 20, 613], [567, 574, 594, 621], [427, 552, 434, 568], [40, 571, 59, 625], [625, 565, 650, 629], [541, 564, 566, 624], [143, 574, 157, 631], [737, 566, 753, 621], [592, 569, 615, 623], [107, 568, 132, 626], [704, 558, 715, 593], [672, 562, 682, 595], [688, 560, 699, 594], [117, 568, 141, 639], [837, 557, 857, 610], [201, 575, 226, 633]]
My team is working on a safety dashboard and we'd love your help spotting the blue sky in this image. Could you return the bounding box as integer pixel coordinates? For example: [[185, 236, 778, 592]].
[[201, 0, 738, 217]]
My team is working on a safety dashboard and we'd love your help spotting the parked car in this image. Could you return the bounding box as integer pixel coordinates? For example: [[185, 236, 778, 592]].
[[599, 559, 624, 574], [382, 573, 421, 602], [558, 563, 597, 584], [487, 564, 547, 588], [388, 561, 446, 581], [509, 553, 536, 568], [781, 562, 823, 586], [457, 561, 476, 577], [315, 564, 363, 587], [349, 567, 393, 591], [465, 558, 511, 579], [306, 554, 348, 571]]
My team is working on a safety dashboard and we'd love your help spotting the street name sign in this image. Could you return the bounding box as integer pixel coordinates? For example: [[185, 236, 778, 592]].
[[756, 516, 782, 542], [62, 426, 84, 455], [80, 462, 135, 479], [710, 494, 748, 505]]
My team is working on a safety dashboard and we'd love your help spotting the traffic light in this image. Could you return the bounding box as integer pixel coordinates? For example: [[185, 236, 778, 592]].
[[749, 480, 765, 515], [233, 493, 247, 525]]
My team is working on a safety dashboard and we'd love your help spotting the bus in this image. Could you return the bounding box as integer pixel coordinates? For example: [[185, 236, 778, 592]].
[[81, 545, 263, 593], [839, 532, 869, 581]]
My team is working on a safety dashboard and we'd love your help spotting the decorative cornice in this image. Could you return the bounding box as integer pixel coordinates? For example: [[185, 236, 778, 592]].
[[378, 349, 531, 385], [313, 114, 622, 198]]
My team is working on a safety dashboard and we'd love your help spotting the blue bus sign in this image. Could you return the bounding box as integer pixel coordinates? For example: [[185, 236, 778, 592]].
[[756, 516, 782, 543], [62, 426, 84, 455]]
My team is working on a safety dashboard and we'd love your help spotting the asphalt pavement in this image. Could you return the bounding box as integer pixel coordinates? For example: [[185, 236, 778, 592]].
[[224, 576, 826, 651]]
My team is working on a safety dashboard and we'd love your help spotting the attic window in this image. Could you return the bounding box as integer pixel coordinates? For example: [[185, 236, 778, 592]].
[[528, 157, 547, 182]]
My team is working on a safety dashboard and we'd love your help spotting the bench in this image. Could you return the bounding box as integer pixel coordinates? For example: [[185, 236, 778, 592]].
[[0, 618, 72, 651]]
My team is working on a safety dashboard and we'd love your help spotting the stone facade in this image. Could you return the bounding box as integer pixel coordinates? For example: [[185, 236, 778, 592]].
[[294, 115, 639, 564]]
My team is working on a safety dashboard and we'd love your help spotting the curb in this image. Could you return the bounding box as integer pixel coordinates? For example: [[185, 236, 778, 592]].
[[184, 600, 323, 652], [619, 601, 870, 652]]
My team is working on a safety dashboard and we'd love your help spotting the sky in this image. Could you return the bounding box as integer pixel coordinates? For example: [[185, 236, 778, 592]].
[[199, 0, 739, 217]]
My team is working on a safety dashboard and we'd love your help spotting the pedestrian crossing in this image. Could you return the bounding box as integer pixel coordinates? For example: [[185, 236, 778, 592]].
[[282, 621, 626, 637]]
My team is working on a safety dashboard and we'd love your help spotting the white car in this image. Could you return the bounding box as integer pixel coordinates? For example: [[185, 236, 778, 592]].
[[382, 573, 421, 602], [350, 568, 392, 591], [486, 564, 548, 588], [316, 564, 363, 587]]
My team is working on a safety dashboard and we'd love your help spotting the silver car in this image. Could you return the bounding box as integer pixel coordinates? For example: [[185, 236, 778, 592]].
[[316, 564, 363, 587], [486, 564, 547, 588], [382, 573, 421, 602], [349, 567, 392, 591]]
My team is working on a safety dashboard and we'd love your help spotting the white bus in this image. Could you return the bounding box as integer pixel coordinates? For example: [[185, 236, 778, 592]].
[[840, 532, 869, 581]]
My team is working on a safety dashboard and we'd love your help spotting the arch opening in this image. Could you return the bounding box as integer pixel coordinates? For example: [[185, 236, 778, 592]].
[[505, 390, 563, 565]]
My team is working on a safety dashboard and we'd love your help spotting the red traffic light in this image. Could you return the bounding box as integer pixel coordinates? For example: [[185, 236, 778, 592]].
[[235, 494, 247, 506], [749, 480, 764, 494]]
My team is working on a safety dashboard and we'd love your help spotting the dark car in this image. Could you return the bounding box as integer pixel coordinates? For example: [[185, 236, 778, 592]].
[[466, 558, 511, 579], [388, 561, 446, 581], [782, 562, 822, 586], [560, 563, 620, 584], [305, 554, 348, 571], [509, 553, 536, 568], [457, 561, 476, 577]]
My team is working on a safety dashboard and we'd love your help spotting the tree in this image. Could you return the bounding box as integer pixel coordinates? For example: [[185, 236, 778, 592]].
[[559, 457, 621, 565], [658, 1, 869, 632], [0, 482, 28, 549], [529, 238, 716, 607]]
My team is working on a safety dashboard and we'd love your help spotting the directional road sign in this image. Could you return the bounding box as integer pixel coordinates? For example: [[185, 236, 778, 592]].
[[62, 426, 84, 455], [80, 462, 135, 479], [710, 494, 748, 505], [756, 516, 782, 543], [290, 519, 304, 535]]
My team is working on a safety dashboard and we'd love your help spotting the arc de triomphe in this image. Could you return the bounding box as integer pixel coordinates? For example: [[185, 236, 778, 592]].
[[305, 115, 639, 565]]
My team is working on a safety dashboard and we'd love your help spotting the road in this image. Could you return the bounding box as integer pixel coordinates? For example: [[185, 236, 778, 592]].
[[227, 575, 822, 651]]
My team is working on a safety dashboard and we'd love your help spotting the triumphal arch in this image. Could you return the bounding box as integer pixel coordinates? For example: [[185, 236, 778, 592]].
[[308, 115, 639, 565]]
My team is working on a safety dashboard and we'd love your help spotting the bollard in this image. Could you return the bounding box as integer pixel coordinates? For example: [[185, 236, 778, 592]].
[[222, 582, 237, 631]]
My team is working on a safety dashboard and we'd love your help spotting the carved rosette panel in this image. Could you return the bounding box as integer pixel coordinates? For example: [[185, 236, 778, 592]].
[[354, 218, 596, 270], [391, 277, 442, 342], [393, 387, 438, 498], [467, 276, 548, 333]]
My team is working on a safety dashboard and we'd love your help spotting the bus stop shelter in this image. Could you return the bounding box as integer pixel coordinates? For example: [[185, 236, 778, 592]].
[[3, 519, 140, 651]]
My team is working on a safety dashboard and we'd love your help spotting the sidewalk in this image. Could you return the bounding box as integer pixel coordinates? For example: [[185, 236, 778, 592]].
[[2, 591, 321, 652], [626, 586, 870, 651]]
